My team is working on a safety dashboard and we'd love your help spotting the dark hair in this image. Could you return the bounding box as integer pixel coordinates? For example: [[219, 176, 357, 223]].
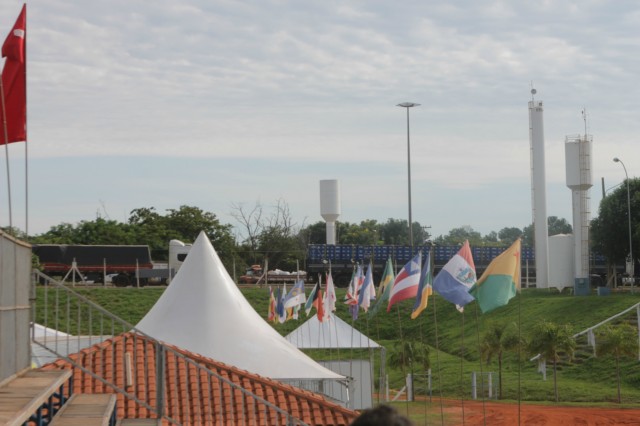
[[349, 404, 413, 426]]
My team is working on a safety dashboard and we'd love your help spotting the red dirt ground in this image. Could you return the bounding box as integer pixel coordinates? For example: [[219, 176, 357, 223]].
[[437, 399, 640, 425]]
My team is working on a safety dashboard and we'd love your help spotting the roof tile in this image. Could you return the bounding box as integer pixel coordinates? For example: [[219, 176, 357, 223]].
[[42, 332, 358, 425]]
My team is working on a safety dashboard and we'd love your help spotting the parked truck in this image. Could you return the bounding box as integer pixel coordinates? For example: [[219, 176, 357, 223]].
[[33, 240, 192, 287]]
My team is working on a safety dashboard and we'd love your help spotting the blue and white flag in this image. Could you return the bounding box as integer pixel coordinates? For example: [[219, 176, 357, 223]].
[[432, 240, 476, 309], [283, 279, 306, 308], [358, 262, 376, 312]]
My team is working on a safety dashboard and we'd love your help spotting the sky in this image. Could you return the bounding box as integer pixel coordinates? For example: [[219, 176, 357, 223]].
[[0, 1, 639, 243]]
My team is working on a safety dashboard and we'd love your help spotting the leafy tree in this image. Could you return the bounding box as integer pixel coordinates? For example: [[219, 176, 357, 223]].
[[379, 218, 410, 245], [232, 199, 303, 271], [434, 226, 482, 246], [33, 205, 238, 270], [548, 216, 573, 235], [484, 231, 499, 243], [596, 324, 637, 403], [522, 216, 573, 246], [387, 341, 430, 382], [480, 321, 521, 399], [339, 220, 380, 245], [498, 227, 523, 245], [31, 218, 133, 245], [527, 320, 576, 402], [591, 178, 640, 272], [298, 221, 327, 245], [1, 226, 28, 240]]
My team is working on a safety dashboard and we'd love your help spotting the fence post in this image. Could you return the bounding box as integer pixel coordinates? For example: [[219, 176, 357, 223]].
[[385, 374, 389, 402], [156, 343, 165, 420], [406, 374, 413, 402], [488, 372, 493, 399], [471, 372, 477, 400], [637, 306, 640, 361]]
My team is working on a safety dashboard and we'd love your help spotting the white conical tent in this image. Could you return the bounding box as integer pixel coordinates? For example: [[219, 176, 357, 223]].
[[285, 314, 381, 349], [285, 313, 384, 411], [135, 231, 343, 380]]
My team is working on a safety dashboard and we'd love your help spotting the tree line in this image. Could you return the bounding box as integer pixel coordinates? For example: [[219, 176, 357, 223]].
[[4, 176, 636, 277]]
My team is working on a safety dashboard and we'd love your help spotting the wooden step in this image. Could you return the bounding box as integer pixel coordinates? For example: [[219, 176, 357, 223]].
[[50, 393, 116, 426], [0, 369, 72, 426]]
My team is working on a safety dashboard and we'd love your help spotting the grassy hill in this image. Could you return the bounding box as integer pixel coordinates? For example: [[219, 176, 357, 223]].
[[36, 285, 640, 405]]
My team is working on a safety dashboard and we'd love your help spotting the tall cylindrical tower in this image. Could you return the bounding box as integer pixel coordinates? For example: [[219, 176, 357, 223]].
[[565, 134, 593, 280], [319, 180, 341, 245], [528, 97, 550, 288]]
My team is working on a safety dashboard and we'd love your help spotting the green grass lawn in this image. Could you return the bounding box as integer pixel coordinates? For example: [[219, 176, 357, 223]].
[[34, 285, 640, 405]]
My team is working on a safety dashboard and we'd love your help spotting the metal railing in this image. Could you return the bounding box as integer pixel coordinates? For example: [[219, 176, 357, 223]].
[[32, 270, 309, 425]]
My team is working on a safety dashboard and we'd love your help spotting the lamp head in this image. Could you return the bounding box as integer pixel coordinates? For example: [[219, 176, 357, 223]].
[[397, 102, 420, 108], [614, 157, 620, 163]]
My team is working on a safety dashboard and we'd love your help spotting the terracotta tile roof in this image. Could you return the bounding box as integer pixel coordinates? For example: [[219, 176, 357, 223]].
[[42, 332, 358, 425]]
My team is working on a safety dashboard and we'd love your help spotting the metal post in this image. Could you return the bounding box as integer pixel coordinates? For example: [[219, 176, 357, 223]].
[[155, 343, 165, 420], [614, 157, 633, 279], [471, 372, 477, 400], [397, 102, 420, 248]]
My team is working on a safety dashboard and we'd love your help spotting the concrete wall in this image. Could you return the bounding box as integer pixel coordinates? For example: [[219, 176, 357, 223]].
[[0, 231, 32, 383]]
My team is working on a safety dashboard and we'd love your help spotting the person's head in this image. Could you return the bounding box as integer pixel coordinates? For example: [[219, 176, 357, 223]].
[[349, 404, 413, 426]]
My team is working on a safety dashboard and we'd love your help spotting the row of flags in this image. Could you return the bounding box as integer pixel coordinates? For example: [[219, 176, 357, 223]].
[[267, 239, 522, 323]]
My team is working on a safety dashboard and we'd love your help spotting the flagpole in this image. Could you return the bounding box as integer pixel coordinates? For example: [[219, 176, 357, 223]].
[[518, 267, 522, 425], [431, 285, 445, 425], [460, 310, 466, 425], [396, 304, 410, 417], [23, 4, 28, 236], [0, 77, 13, 230], [473, 303, 488, 426]]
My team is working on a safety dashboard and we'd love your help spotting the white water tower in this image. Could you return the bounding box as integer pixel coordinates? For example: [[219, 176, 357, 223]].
[[319, 180, 341, 245], [565, 134, 593, 281], [528, 93, 550, 288]]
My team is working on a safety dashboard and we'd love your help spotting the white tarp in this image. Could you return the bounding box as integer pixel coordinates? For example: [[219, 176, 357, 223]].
[[285, 313, 381, 349], [135, 231, 343, 380], [32, 323, 71, 338], [31, 323, 111, 367]]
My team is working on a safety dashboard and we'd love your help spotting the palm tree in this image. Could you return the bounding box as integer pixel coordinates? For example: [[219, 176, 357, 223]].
[[596, 323, 637, 403], [387, 341, 430, 397], [388, 341, 430, 371], [527, 320, 576, 402], [480, 321, 521, 399]]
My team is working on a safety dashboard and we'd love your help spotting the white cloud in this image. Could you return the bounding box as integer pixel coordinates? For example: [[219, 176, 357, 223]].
[[0, 0, 639, 238]]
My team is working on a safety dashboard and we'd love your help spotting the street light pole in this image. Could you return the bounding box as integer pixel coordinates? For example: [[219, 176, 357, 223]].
[[397, 102, 420, 248], [614, 157, 633, 278]]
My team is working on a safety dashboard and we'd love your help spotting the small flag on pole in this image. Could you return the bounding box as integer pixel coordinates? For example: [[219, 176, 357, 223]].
[[387, 252, 421, 312], [411, 252, 433, 319], [368, 257, 395, 319], [432, 240, 477, 309], [470, 239, 521, 313]]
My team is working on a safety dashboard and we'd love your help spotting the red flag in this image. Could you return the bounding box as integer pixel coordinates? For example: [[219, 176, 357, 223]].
[[315, 289, 325, 323], [1, 5, 27, 144]]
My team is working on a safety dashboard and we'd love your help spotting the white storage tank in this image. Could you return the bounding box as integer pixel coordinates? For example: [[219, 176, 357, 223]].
[[548, 234, 574, 291], [320, 180, 341, 245], [565, 134, 593, 280]]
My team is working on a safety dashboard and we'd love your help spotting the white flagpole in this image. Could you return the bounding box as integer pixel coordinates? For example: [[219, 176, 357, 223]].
[[0, 76, 13, 230]]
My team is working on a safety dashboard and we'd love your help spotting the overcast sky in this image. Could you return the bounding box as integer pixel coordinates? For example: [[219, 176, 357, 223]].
[[1, 1, 638, 243]]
